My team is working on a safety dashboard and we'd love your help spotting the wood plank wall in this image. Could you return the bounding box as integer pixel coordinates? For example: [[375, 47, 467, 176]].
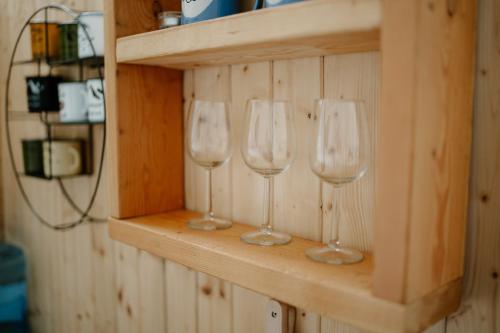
[[0, 1, 498, 333]]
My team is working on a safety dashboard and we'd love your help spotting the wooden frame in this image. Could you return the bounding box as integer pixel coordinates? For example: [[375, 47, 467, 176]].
[[374, 0, 476, 303], [116, 0, 380, 69], [105, 0, 476, 332]]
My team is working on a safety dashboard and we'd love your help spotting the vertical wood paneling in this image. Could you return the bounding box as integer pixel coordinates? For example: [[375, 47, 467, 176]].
[[114, 243, 140, 333], [138, 251, 166, 333], [173, 68, 199, 333], [90, 224, 117, 333], [320, 320, 363, 333], [193, 66, 233, 220], [321, 52, 379, 251], [0, 1, 497, 333], [230, 61, 272, 332], [273, 57, 321, 332], [197, 272, 232, 333], [272, 57, 322, 241], [74, 224, 95, 333], [446, 0, 500, 331], [320, 52, 379, 333], [232, 286, 269, 333], [374, 0, 476, 303], [113, 243, 167, 333], [191, 66, 233, 333], [165, 261, 197, 333], [230, 62, 271, 227]]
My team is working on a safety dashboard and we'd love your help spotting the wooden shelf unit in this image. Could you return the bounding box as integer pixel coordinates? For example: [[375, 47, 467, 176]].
[[116, 0, 381, 69], [110, 210, 461, 333], [105, 0, 476, 332]]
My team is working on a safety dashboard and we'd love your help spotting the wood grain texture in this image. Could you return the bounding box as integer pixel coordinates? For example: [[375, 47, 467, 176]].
[[230, 62, 272, 227], [116, 0, 381, 69], [197, 272, 232, 333], [318, 52, 379, 333], [374, 0, 477, 302], [0, 1, 115, 333], [321, 52, 379, 250], [165, 261, 197, 333], [233, 286, 269, 333], [107, 64, 184, 217], [446, 0, 500, 331], [272, 57, 321, 332], [1, 0, 497, 333], [192, 66, 234, 333], [109, 210, 462, 333], [113, 241, 167, 333], [272, 57, 322, 241], [105, 0, 184, 218], [229, 61, 274, 333], [138, 251, 166, 333], [113, 242, 140, 333]]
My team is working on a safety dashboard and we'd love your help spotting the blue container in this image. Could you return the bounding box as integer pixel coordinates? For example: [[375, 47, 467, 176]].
[[0, 243, 27, 327], [181, 0, 239, 24], [0, 282, 26, 322]]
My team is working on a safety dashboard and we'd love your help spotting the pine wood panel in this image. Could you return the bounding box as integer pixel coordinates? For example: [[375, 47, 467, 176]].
[[164, 68, 198, 333], [230, 61, 273, 332], [0, 2, 116, 333], [0, 1, 498, 333], [446, 0, 500, 331], [318, 51, 379, 332], [233, 286, 269, 333], [109, 210, 464, 333], [138, 251, 166, 333], [193, 66, 233, 333], [116, 0, 381, 69], [272, 57, 322, 240], [105, 0, 184, 218], [272, 57, 322, 332], [113, 242, 140, 333], [165, 261, 197, 333], [374, 0, 476, 303], [321, 53, 379, 251]]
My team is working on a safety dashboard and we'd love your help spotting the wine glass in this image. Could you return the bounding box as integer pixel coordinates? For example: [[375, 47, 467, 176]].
[[240, 99, 296, 246], [186, 100, 232, 231], [307, 99, 369, 264]]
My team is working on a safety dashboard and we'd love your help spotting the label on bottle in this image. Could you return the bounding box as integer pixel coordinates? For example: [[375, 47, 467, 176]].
[[182, 0, 213, 18]]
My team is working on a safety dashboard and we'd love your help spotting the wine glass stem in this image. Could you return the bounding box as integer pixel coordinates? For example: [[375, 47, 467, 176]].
[[206, 168, 214, 219], [262, 176, 274, 232], [329, 187, 341, 248]]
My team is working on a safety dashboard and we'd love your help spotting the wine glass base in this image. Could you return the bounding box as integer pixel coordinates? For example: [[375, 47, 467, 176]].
[[240, 229, 291, 246], [188, 217, 232, 231], [305, 244, 363, 265]]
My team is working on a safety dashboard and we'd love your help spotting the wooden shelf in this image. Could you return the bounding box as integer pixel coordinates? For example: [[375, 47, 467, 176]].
[[109, 210, 461, 333], [115, 0, 381, 69], [107, 0, 475, 331]]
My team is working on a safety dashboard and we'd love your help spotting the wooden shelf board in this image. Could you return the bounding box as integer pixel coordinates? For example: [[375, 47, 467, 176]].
[[116, 0, 381, 69], [109, 210, 461, 333]]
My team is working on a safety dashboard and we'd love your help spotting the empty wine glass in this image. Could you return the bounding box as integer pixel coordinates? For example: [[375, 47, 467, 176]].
[[307, 99, 369, 264], [240, 99, 296, 246], [186, 100, 232, 231]]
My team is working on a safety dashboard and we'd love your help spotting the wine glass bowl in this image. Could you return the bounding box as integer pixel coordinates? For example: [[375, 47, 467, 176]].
[[241, 99, 295, 177], [309, 99, 369, 186], [240, 99, 296, 246], [306, 99, 369, 264], [186, 100, 232, 231], [187, 100, 231, 168]]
